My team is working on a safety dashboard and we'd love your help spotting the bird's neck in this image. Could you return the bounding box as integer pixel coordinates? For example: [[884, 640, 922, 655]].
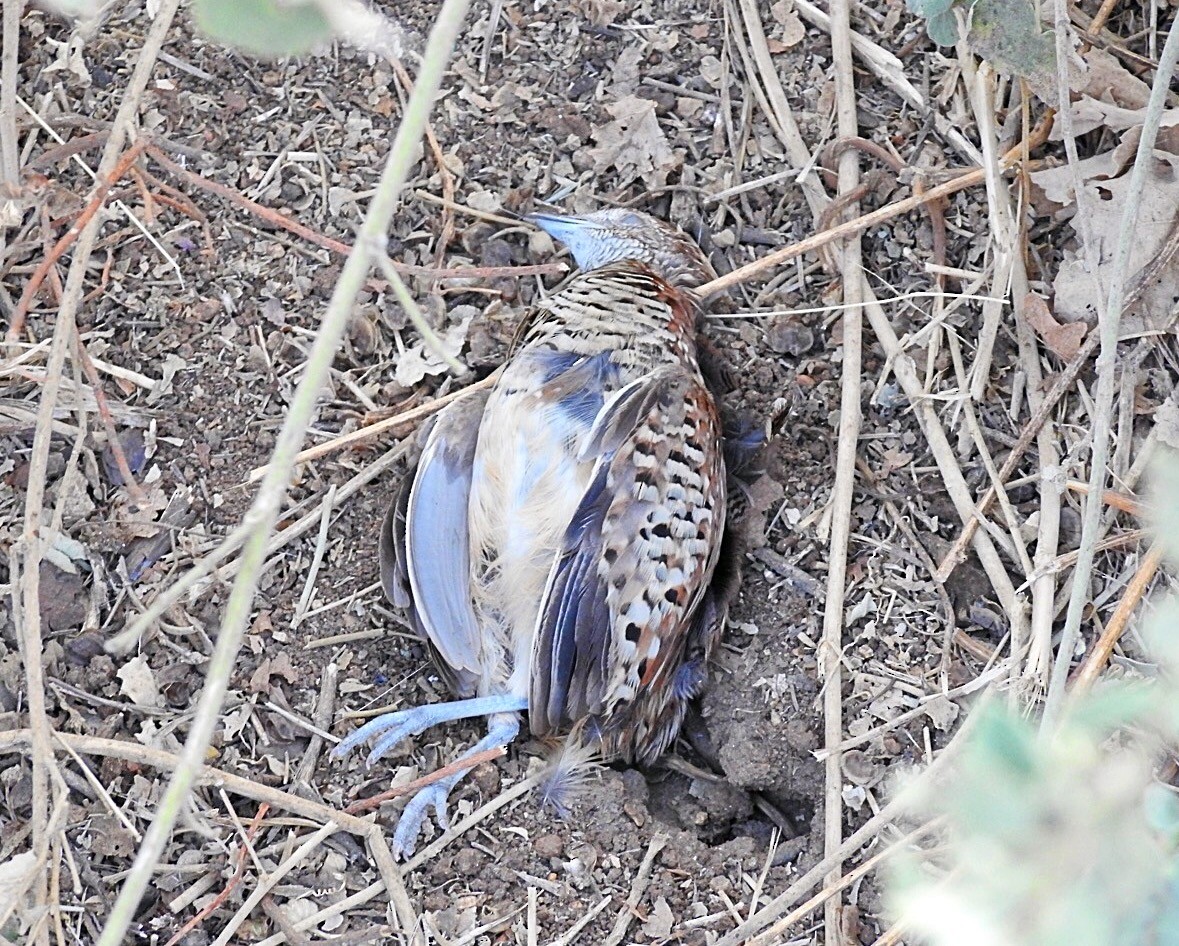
[[526, 263, 701, 367]]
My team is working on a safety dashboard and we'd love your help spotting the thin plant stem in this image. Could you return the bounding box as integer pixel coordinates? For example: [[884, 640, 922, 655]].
[[1043, 14, 1179, 727]]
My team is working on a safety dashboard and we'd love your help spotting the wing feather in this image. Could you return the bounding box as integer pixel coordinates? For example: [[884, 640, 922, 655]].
[[530, 368, 725, 744], [392, 389, 490, 685]]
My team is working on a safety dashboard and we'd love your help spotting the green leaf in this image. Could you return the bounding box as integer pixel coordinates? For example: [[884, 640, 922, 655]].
[[969, 0, 1056, 83], [926, 10, 960, 46], [1065, 680, 1159, 735], [970, 704, 1037, 778], [1143, 785, 1179, 841], [1149, 449, 1179, 568], [906, 0, 955, 15], [192, 0, 334, 59]]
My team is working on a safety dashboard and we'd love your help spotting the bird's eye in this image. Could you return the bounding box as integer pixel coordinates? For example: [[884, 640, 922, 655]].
[[617, 211, 644, 227]]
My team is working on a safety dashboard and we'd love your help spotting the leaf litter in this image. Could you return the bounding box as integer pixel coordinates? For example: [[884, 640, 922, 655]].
[[1, 0, 1176, 943]]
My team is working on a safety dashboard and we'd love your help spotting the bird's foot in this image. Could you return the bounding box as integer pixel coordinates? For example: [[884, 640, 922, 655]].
[[332, 694, 528, 765], [392, 780, 455, 859], [390, 711, 522, 858], [332, 706, 438, 765]]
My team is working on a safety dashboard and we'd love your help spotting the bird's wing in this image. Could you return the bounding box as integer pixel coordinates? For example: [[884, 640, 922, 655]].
[[380, 388, 490, 684], [529, 366, 726, 736]]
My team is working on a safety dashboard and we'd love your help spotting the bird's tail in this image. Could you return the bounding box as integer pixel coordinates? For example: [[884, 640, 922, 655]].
[[538, 730, 603, 818]]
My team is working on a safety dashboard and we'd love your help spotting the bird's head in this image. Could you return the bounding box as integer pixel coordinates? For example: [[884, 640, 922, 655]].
[[525, 208, 716, 290]]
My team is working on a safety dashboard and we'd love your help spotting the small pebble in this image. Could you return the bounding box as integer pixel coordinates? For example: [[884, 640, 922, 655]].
[[534, 834, 563, 859]]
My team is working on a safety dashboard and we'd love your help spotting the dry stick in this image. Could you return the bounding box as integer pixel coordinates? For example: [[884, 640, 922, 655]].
[[5, 140, 147, 345], [144, 142, 562, 281], [735, 0, 830, 220], [717, 710, 977, 946], [946, 332, 1034, 580], [402, 768, 547, 872], [934, 328, 1099, 583], [0, 728, 420, 943], [0, 729, 378, 842], [603, 834, 666, 946], [1064, 480, 1143, 516], [162, 804, 271, 946], [859, 275, 1028, 639], [252, 883, 386, 946], [71, 334, 149, 507], [1003, 86, 1067, 684], [248, 371, 498, 482], [343, 745, 507, 814], [291, 663, 339, 791], [291, 484, 336, 629], [746, 820, 939, 946], [108, 440, 412, 658], [818, 0, 864, 942], [1044, 16, 1179, 730], [1089, 0, 1124, 46], [715, 794, 908, 946], [791, 0, 982, 165], [98, 5, 472, 943], [1071, 542, 1166, 693], [210, 820, 340, 946], [414, 189, 521, 226], [959, 58, 1015, 409], [547, 895, 614, 946], [0, 0, 19, 185], [695, 116, 1053, 301]]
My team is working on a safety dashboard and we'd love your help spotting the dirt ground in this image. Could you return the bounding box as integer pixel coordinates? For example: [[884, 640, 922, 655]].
[[2, 0, 1174, 943]]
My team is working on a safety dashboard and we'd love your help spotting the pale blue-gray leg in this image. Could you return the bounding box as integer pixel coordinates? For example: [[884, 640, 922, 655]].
[[332, 693, 528, 765], [392, 712, 521, 858]]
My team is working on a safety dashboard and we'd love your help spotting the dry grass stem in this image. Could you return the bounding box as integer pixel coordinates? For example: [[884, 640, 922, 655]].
[[248, 372, 497, 482], [697, 116, 1052, 299], [817, 0, 865, 941], [1045, 16, 1179, 727], [1071, 542, 1166, 693], [603, 834, 666, 946]]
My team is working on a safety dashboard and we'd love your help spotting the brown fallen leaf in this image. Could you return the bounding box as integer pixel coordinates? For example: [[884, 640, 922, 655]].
[[587, 95, 680, 190], [1021, 292, 1087, 361]]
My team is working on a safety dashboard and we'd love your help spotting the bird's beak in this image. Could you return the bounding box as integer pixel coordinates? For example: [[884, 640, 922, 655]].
[[524, 212, 588, 245], [525, 211, 608, 272]]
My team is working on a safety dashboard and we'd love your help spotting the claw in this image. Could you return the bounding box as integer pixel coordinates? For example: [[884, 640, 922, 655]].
[[389, 712, 523, 859], [392, 782, 454, 858]]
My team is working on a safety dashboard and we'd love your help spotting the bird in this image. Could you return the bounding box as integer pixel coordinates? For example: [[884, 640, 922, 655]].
[[333, 208, 734, 857]]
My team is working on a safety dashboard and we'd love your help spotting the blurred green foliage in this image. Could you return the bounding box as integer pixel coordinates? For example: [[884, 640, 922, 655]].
[[891, 569, 1179, 945], [906, 0, 1056, 90], [892, 683, 1179, 944], [191, 0, 334, 59]]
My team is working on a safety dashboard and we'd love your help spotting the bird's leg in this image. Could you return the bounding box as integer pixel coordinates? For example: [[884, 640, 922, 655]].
[[333, 693, 528, 764], [392, 711, 521, 858]]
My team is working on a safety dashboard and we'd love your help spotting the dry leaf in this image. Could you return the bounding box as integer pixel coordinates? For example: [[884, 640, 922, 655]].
[[587, 96, 680, 190], [1031, 109, 1179, 334], [770, 0, 805, 46], [1049, 150, 1179, 333], [608, 43, 644, 97], [1060, 47, 1151, 138], [0, 851, 36, 929], [571, 0, 624, 27], [1155, 399, 1179, 451], [642, 896, 675, 939], [1021, 293, 1087, 360], [249, 652, 300, 693], [117, 655, 163, 708], [921, 695, 961, 731], [394, 307, 476, 387]]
